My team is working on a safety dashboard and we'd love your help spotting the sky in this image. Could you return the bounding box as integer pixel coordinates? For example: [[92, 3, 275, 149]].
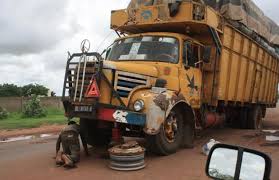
[[0, 0, 278, 95]]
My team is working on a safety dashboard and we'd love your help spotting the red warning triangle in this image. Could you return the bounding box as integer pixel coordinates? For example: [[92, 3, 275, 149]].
[[85, 78, 100, 98]]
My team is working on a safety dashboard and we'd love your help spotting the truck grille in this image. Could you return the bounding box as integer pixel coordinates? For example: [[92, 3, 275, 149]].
[[68, 62, 99, 101], [115, 71, 148, 98]]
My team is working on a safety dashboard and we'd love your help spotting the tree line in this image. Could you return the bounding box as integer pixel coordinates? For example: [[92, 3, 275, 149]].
[[0, 83, 54, 97]]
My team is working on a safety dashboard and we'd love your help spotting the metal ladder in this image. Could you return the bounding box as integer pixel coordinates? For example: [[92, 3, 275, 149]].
[[73, 54, 88, 102], [209, 27, 222, 105], [209, 27, 222, 55]]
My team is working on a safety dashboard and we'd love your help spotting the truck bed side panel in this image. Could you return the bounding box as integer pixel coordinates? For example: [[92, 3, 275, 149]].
[[217, 26, 279, 105]]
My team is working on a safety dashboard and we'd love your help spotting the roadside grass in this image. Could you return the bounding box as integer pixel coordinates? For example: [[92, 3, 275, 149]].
[[0, 108, 67, 130]]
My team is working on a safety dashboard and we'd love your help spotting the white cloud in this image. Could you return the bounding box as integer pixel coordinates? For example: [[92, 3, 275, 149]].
[[0, 0, 130, 94], [0, 0, 79, 55], [253, 0, 279, 25]]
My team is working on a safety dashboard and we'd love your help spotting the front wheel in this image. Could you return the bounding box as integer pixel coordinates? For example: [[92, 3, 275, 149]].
[[146, 109, 184, 155]]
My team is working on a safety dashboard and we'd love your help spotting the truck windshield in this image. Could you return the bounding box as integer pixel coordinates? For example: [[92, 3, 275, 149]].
[[107, 36, 179, 63]]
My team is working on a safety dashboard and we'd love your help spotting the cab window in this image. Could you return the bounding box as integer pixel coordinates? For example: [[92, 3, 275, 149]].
[[183, 41, 200, 67]]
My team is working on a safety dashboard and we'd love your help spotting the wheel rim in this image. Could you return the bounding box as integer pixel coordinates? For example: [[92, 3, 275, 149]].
[[163, 112, 178, 143]]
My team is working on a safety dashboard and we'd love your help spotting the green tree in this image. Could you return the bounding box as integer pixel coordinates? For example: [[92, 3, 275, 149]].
[[22, 95, 47, 118], [21, 84, 49, 97], [0, 84, 22, 97], [0, 107, 9, 120], [0, 83, 50, 97]]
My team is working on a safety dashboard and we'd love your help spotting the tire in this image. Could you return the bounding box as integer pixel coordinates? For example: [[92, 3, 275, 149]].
[[110, 154, 145, 162], [146, 109, 184, 155], [247, 106, 263, 130], [181, 123, 194, 148], [239, 107, 249, 129], [80, 119, 112, 147], [228, 108, 241, 128], [228, 107, 247, 129]]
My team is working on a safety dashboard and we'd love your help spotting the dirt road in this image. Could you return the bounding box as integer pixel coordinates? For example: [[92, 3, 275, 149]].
[[0, 109, 279, 180]]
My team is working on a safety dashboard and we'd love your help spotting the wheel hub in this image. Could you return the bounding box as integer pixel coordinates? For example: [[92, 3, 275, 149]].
[[108, 141, 146, 171], [164, 113, 178, 142]]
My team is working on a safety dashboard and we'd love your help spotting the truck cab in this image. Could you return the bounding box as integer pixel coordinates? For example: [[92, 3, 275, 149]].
[[62, 31, 209, 155]]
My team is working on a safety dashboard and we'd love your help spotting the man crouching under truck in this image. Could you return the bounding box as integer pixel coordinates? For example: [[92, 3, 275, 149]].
[[55, 121, 89, 168], [62, 40, 196, 156]]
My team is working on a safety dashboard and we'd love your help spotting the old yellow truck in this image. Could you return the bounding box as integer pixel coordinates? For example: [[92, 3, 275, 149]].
[[62, 1, 279, 155]]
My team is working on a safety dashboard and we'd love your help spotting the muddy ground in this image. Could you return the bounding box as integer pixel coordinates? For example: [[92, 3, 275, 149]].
[[0, 124, 64, 139], [0, 108, 278, 180]]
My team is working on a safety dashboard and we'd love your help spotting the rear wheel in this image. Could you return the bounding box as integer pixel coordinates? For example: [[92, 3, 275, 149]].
[[247, 106, 263, 130], [146, 109, 184, 155], [227, 107, 248, 129], [239, 107, 249, 129], [226, 107, 241, 128], [80, 119, 112, 147]]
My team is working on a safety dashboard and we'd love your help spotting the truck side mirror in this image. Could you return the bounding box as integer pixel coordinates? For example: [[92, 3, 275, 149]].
[[206, 144, 272, 180], [202, 46, 211, 63]]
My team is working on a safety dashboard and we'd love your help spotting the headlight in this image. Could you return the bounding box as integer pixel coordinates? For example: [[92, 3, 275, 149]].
[[133, 100, 145, 112]]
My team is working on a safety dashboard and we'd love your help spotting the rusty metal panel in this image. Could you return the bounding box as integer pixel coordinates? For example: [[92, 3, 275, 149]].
[[174, 3, 192, 21], [236, 57, 248, 101], [268, 72, 273, 102], [227, 53, 239, 101], [265, 69, 271, 102], [99, 69, 113, 105], [224, 26, 235, 102], [217, 49, 230, 100], [252, 65, 262, 103], [233, 36, 245, 101], [206, 6, 220, 28], [111, 2, 222, 34], [275, 77, 279, 103], [216, 25, 279, 105], [245, 61, 255, 102], [232, 32, 242, 52], [269, 72, 275, 102], [223, 27, 232, 48], [250, 47, 260, 102], [250, 43, 257, 60], [242, 38, 250, 57], [259, 67, 266, 102]]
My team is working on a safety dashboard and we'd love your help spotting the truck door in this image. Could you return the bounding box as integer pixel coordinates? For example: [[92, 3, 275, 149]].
[[180, 41, 202, 108]]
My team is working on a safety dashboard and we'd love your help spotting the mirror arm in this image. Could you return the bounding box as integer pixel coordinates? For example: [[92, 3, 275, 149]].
[[234, 148, 244, 180]]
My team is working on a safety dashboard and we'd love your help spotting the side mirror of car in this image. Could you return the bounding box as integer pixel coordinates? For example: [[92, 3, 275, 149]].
[[206, 144, 272, 180], [202, 46, 211, 63]]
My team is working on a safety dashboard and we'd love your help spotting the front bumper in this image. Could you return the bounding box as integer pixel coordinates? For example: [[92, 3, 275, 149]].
[[97, 107, 146, 126], [65, 102, 146, 126]]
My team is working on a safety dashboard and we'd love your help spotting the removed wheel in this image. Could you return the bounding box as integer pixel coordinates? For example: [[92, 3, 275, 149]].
[[146, 109, 184, 155]]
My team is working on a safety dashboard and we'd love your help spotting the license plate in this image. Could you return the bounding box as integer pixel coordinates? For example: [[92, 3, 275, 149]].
[[74, 106, 93, 112]]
